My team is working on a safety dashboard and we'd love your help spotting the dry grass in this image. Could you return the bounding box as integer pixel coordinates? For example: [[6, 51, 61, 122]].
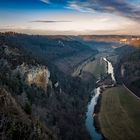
[[99, 86, 140, 140]]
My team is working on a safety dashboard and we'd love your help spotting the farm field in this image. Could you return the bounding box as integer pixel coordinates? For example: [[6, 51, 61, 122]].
[[98, 86, 140, 140]]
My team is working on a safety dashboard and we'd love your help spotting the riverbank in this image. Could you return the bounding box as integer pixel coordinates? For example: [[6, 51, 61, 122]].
[[92, 57, 116, 139], [85, 87, 103, 140], [85, 56, 117, 140], [93, 93, 102, 133], [85, 56, 108, 140]]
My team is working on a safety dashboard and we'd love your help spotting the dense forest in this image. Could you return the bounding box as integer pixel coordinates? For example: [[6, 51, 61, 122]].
[[115, 45, 140, 97], [0, 32, 98, 140]]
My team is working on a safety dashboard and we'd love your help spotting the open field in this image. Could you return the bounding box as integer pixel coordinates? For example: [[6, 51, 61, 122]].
[[99, 86, 140, 140], [82, 58, 106, 80]]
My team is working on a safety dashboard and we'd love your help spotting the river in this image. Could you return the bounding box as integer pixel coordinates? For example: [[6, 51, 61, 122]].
[[85, 57, 115, 140], [85, 87, 102, 140], [103, 57, 116, 83]]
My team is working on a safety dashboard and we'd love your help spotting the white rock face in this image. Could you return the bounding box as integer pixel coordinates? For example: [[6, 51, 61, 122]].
[[58, 40, 65, 47], [121, 65, 125, 77], [54, 82, 59, 88], [27, 67, 50, 90], [15, 63, 50, 91]]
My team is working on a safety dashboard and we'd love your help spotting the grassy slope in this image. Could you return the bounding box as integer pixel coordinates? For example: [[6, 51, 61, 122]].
[[83, 58, 106, 79], [99, 86, 140, 140]]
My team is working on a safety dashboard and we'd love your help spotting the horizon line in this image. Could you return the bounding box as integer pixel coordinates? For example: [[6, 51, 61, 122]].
[[0, 31, 140, 36]]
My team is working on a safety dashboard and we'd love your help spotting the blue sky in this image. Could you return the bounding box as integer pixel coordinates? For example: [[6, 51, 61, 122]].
[[0, 0, 140, 35]]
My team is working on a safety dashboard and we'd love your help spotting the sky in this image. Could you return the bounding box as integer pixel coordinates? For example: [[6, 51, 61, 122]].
[[0, 0, 140, 35]]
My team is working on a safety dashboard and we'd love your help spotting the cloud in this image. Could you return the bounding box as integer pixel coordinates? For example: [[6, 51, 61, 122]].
[[31, 20, 72, 23], [67, 0, 140, 21], [66, 1, 95, 13], [40, 0, 50, 4], [39, 0, 140, 21]]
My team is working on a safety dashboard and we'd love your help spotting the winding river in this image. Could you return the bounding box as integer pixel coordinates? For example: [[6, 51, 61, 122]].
[[85, 87, 102, 140], [85, 57, 115, 140]]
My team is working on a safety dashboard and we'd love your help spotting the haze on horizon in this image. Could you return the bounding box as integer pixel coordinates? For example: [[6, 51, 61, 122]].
[[0, 0, 140, 35]]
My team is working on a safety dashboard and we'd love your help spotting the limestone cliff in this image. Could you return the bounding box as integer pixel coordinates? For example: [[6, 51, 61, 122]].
[[14, 64, 50, 91], [27, 66, 50, 90]]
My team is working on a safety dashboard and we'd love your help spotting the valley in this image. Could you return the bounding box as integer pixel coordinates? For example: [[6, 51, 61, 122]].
[[1, 0, 140, 139], [0, 32, 140, 140]]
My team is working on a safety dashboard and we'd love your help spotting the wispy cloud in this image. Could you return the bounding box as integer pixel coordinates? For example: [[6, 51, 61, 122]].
[[67, 0, 140, 21], [31, 20, 72, 23], [40, 0, 50, 4], [66, 1, 95, 13], [39, 0, 140, 21]]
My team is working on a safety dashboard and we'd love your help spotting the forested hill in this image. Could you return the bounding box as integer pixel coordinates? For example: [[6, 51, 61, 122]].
[[115, 45, 140, 97], [121, 50, 140, 97], [0, 32, 98, 140]]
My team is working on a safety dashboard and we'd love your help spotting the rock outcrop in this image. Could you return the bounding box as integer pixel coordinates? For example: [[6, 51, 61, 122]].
[[14, 64, 50, 91], [27, 66, 50, 90]]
